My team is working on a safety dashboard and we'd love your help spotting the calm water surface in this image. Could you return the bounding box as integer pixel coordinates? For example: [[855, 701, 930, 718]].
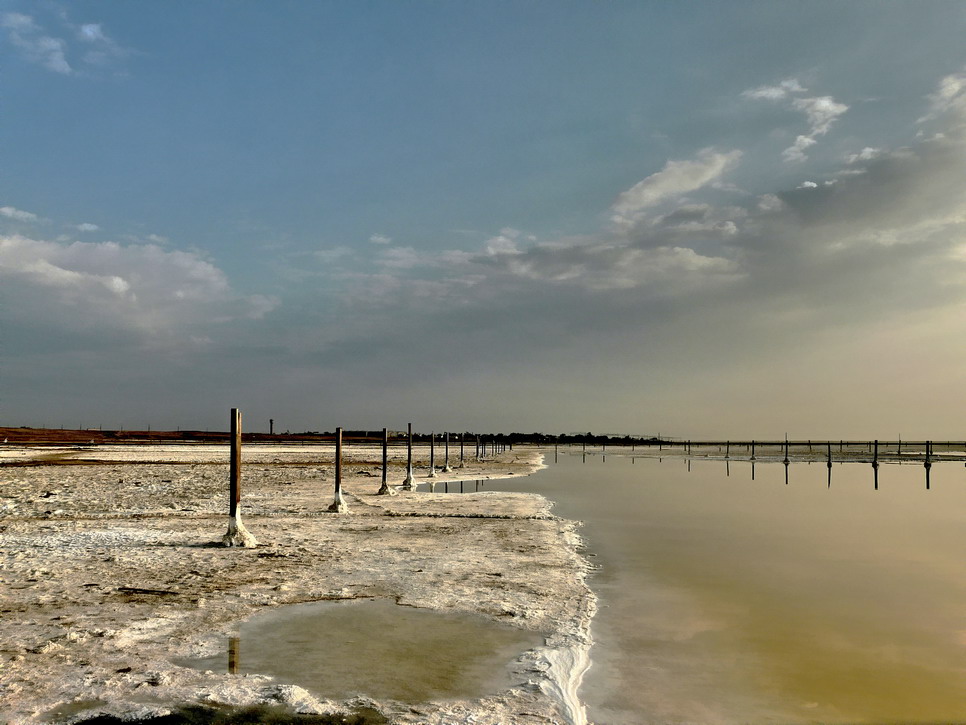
[[183, 598, 545, 703], [486, 452, 966, 724]]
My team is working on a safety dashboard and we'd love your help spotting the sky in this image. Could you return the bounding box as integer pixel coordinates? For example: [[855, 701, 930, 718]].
[[2, 1, 966, 439]]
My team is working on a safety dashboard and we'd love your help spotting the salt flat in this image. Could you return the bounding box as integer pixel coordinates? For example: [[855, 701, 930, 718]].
[[0, 444, 594, 725]]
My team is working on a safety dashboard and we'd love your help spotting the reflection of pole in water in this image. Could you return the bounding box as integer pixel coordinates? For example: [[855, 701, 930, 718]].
[[784, 460, 789, 485], [872, 439, 879, 491], [228, 636, 239, 675], [925, 440, 932, 490], [751, 461, 755, 480], [827, 442, 832, 488], [726, 459, 730, 477], [687, 458, 691, 472]]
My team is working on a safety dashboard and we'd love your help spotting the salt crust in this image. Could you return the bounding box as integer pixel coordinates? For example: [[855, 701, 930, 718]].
[[0, 444, 595, 725]]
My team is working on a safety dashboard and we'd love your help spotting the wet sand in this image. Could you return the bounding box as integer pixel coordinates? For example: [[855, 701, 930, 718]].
[[0, 443, 594, 724]]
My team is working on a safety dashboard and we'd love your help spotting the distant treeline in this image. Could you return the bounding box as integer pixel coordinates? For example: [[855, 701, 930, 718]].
[[0, 426, 667, 447]]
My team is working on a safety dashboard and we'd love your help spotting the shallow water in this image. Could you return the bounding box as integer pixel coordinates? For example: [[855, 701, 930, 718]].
[[485, 451, 966, 724], [182, 598, 545, 703]]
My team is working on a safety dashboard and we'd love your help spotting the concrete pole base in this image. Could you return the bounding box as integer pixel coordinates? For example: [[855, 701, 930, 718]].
[[376, 482, 398, 496]]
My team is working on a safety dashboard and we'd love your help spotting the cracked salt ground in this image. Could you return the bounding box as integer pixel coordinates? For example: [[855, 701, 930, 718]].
[[0, 444, 594, 725]]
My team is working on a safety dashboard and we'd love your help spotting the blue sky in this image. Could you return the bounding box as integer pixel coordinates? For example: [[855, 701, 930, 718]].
[[3, 1, 966, 437]]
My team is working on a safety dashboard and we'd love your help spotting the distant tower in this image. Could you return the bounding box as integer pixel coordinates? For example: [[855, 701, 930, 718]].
[[270, 419, 274, 435]]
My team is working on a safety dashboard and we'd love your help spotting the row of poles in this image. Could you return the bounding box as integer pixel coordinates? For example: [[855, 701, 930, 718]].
[[569, 438, 945, 492], [224, 410, 510, 547]]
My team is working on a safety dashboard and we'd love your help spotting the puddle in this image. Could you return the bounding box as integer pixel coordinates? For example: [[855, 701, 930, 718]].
[[181, 598, 545, 703]]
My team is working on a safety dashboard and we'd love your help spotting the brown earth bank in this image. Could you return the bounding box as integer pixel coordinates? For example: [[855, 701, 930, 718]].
[[0, 444, 595, 725]]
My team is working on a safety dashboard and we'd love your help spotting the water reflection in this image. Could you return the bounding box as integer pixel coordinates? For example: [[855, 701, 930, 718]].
[[483, 453, 966, 724], [184, 599, 545, 703]]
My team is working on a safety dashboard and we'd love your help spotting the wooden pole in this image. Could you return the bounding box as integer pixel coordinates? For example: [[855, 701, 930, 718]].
[[444, 431, 452, 472], [428, 431, 437, 477], [223, 408, 257, 547], [402, 422, 415, 490], [377, 427, 395, 495], [229, 408, 240, 520], [328, 427, 348, 511], [459, 433, 465, 468]]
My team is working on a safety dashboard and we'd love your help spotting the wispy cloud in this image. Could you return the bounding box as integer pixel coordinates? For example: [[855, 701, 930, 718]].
[[0, 205, 40, 222], [609, 149, 742, 231], [743, 79, 849, 162], [1, 12, 71, 73], [919, 68, 966, 124], [369, 233, 392, 245], [1, 10, 129, 75]]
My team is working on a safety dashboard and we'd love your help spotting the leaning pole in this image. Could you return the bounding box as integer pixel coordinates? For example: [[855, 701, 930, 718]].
[[223, 408, 258, 547]]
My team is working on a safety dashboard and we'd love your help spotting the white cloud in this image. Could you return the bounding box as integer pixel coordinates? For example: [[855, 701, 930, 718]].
[[797, 181, 818, 189], [919, 69, 966, 124], [0, 205, 40, 222], [609, 149, 742, 230], [369, 233, 392, 245], [791, 95, 849, 137], [0, 235, 271, 337], [75, 222, 100, 232], [2, 13, 71, 74], [743, 79, 849, 162], [846, 147, 881, 164], [377, 246, 423, 269], [484, 231, 523, 256], [741, 78, 807, 101], [2, 11, 128, 75]]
